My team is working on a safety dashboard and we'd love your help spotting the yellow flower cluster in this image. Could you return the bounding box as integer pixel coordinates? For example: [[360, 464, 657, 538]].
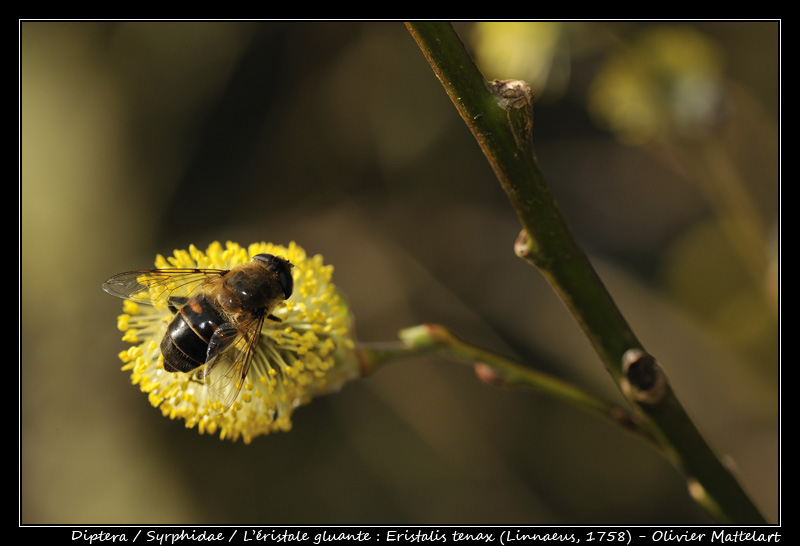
[[113, 241, 358, 443]]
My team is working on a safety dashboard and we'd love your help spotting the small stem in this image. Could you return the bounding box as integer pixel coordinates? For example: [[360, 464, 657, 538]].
[[358, 325, 660, 446]]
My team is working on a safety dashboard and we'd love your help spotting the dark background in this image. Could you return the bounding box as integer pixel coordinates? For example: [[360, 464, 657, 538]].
[[20, 21, 779, 524]]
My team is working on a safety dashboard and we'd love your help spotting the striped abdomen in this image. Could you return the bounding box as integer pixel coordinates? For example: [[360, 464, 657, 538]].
[[160, 294, 226, 373]]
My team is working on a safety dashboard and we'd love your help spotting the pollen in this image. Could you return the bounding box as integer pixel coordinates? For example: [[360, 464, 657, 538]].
[[110, 240, 359, 444]]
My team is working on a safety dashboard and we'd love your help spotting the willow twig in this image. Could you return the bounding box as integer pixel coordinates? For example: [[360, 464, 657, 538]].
[[404, 21, 765, 524]]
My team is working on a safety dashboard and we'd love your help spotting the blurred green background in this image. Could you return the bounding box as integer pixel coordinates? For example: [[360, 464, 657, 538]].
[[20, 21, 779, 524]]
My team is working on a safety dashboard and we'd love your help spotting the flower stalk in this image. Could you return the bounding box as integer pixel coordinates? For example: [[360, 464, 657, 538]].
[[405, 21, 765, 524]]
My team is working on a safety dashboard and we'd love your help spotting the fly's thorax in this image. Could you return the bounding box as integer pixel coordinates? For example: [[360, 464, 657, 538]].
[[217, 262, 283, 316]]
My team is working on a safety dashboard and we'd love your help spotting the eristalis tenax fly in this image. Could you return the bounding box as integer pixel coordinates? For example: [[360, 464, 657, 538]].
[[103, 252, 294, 411]]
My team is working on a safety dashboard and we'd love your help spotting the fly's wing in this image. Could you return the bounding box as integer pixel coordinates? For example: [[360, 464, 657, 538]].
[[201, 314, 267, 411], [102, 268, 227, 307]]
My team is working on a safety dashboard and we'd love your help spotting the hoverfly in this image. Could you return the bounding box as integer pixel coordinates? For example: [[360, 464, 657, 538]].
[[103, 253, 294, 411]]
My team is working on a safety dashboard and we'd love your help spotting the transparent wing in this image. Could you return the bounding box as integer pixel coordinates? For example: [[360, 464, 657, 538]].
[[201, 314, 267, 411], [102, 268, 227, 307]]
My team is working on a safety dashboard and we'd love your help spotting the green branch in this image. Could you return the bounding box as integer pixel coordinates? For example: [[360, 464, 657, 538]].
[[404, 21, 765, 524], [359, 324, 661, 447]]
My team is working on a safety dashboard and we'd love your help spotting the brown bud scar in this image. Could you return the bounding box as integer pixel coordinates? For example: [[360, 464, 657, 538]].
[[621, 348, 666, 405], [474, 362, 504, 386]]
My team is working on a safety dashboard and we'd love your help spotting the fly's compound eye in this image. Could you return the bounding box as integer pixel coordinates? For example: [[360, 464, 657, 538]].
[[277, 267, 293, 299], [254, 253, 293, 299]]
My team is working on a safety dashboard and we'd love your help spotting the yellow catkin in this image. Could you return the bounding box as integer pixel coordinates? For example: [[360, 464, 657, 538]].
[[110, 241, 358, 443]]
